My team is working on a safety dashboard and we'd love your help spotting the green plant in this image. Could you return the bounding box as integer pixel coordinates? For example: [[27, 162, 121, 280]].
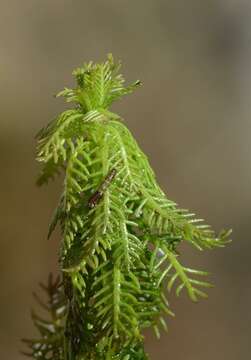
[[23, 54, 231, 360]]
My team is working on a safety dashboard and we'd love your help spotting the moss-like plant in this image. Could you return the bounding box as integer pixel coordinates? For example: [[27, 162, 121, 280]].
[[23, 54, 231, 360]]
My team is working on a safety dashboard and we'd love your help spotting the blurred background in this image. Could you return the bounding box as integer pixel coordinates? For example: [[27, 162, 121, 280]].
[[0, 1, 250, 359]]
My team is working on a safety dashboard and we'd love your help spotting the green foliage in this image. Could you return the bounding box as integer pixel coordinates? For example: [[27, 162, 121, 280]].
[[22, 274, 66, 360], [25, 54, 231, 360]]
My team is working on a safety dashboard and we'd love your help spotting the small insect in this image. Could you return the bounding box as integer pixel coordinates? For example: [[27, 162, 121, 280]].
[[88, 168, 117, 209]]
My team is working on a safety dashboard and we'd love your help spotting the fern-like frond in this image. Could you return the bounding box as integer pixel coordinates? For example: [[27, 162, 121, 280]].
[[36, 109, 106, 167], [108, 119, 231, 251], [22, 274, 66, 360], [158, 245, 213, 301], [37, 109, 82, 163], [36, 157, 63, 187], [93, 261, 141, 343]]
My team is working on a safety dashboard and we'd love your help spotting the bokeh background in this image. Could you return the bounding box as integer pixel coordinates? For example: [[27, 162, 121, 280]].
[[1, 1, 250, 359]]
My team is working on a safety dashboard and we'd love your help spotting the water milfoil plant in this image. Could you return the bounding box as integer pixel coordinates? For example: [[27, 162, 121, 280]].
[[23, 54, 231, 360]]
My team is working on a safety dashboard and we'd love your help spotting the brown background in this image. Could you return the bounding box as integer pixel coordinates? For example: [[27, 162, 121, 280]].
[[0, 1, 250, 359]]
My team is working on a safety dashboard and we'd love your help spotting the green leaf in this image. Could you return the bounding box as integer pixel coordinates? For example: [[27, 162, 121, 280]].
[[161, 245, 212, 302]]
